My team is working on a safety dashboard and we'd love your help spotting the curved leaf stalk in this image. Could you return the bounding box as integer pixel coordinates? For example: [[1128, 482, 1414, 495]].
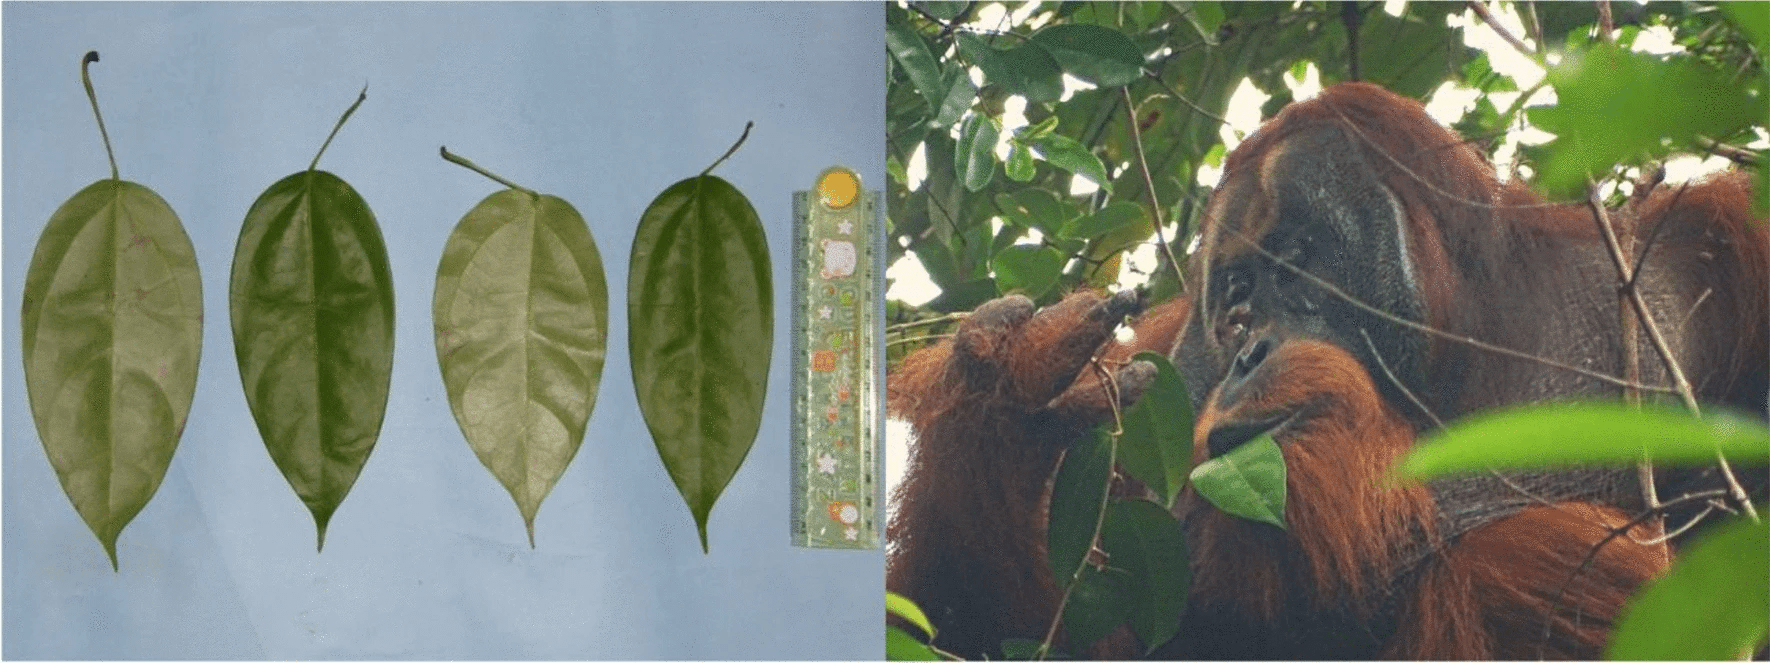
[[701, 121, 754, 177], [440, 146, 537, 196], [309, 84, 367, 171], [80, 51, 117, 180]]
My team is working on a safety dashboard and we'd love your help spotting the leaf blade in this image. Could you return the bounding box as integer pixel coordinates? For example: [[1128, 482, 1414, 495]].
[[629, 175, 772, 552], [435, 189, 609, 546], [231, 170, 395, 551], [1188, 434, 1287, 529], [21, 179, 203, 569]]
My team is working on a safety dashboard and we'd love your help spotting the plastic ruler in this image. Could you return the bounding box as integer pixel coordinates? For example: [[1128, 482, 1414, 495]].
[[789, 167, 881, 550]]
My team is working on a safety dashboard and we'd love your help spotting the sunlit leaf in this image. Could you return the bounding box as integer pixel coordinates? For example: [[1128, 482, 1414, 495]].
[[888, 626, 942, 661], [630, 128, 771, 553], [887, 591, 937, 639], [231, 89, 392, 551], [1116, 352, 1192, 508], [1101, 499, 1189, 654], [1606, 517, 1769, 660], [1047, 430, 1113, 587], [1005, 142, 1036, 182], [1400, 402, 1770, 483], [1059, 201, 1142, 241], [1032, 24, 1145, 88], [1189, 434, 1287, 529], [435, 152, 608, 547], [21, 52, 203, 571], [932, 71, 978, 130], [955, 113, 999, 192], [1032, 133, 1113, 193]]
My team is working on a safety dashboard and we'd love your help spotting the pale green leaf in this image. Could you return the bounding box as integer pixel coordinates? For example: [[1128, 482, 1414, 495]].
[[1189, 434, 1287, 529], [1606, 517, 1769, 660], [886, 591, 937, 639], [435, 188, 608, 547], [22, 179, 203, 570]]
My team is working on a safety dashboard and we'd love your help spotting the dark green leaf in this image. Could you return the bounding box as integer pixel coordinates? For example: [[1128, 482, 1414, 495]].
[[887, 591, 937, 639], [997, 42, 1066, 103], [1101, 499, 1189, 654], [1061, 564, 1135, 648], [1032, 24, 1145, 88], [932, 71, 979, 130], [1032, 134, 1113, 193], [1189, 434, 1287, 529], [887, 626, 942, 661], [999, 638, 1048, 660], [888, 21, 947, 111], [991, 244, 1065, 298], [1182, 2, 1225, 44], [435, 188, 608, 546], [630, 174, 772, 553], [1606, 517, 1769, 660], [995, 188, 1071, 237], [231, 169, 393, 551], [1116, 352, 1192, 508], [1400, 403, 1770, 483], [21, 179, 203, 570], [1059, 201, 1142, 240], [955, 113, 1000, 192], [1047, 430, 1113, 587]]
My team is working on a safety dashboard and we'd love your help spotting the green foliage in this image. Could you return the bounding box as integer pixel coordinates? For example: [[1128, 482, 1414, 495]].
[[434, 150, 608, 548], [1046, 430, 1114, 590], [1607, 516, 1769, 660], [1399, 403, 1770, 482], [231, 88, 393, 551], [22, 52, 203, 570], [628, 126, 771, 553], [888, 626, 944, 661], [1189, 435, 1288, 530], [1115, 351, 1193, 509]]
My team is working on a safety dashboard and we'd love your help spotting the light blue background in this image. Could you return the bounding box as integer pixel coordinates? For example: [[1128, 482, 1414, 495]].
[[2, 3, 884, 659]]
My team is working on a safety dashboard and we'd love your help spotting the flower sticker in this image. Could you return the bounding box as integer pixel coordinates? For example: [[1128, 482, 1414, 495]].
[[827, 501, 861, 525], [820, 239, 856, 279], [816, 453, 839, 474]]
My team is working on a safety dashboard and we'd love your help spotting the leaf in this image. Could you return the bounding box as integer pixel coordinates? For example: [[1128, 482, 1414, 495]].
[[887, 626, 942, 661], [231, 169, 394, 551], [1116, 352, 1192, 508], [1005, 142, 1036, 182], [999, 638, 1047, 660], [931, 71, 978, 130], [1047, 430, 1113, 588], [630, 171, 772, 553], [991, 245, 1065, 299], [997, 41, 1066, 103], [1031, 24, 1145, 88], [1399, 402, 1770, 483], [435, 185, 608, 547], [1529, 43, 1767, 196], [1060, 564, 1135, 649], [1032, 133, 1113, 194], [22, 179, 203, 570], [1101, 499, 1189, 654], [955, 113, 999, 192], [1606, 517, 1769, 660], [888, 21, 946, 111], [887, 591, 937, 639], [1189, 434, 1287, 529], [1059, 200, 1142, 241]]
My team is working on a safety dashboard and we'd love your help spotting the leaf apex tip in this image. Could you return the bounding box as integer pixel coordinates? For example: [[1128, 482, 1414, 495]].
[[84, 51, 100, 65], [527, 521, 537, 549]]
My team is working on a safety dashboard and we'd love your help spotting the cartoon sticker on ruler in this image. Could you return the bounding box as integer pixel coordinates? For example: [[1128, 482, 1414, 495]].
[[790, 166, 880, 549]]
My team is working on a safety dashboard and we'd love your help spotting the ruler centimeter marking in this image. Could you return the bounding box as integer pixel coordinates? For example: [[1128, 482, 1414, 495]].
[[789, 167, 881, 549]]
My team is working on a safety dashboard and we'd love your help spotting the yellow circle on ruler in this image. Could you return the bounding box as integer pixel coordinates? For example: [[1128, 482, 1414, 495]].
[[817, 167, 860, 209]]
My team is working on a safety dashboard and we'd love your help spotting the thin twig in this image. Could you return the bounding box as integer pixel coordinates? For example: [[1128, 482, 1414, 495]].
[[1694, 135, 1762, 167], [1038, 358, 1126, 660], [1121, 87, 1186, 289], [1585, 182, 1657, 511], [887, 312, 971, 335], [887, 333, 954, 349], [1595, 0, 1614, 41], [1231, 231, 1678, 395], [1467, 1, 1537, 62], [1143, 71, 1229, 126]]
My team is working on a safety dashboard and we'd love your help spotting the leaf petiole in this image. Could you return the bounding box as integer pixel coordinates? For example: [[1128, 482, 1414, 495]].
[[701, 121, 754, 177], [310, 84, 368, 171], [439, 146, 537, 197], [80, 51, 118, 181]]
